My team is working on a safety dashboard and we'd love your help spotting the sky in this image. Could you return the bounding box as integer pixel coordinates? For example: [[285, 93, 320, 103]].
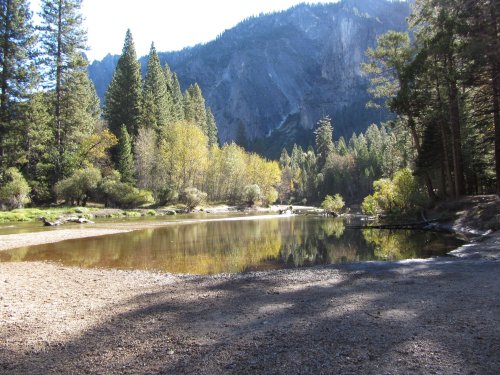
[[30, 0, 337, 62]]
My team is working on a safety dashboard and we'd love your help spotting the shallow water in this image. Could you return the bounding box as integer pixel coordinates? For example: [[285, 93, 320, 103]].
[[0, 215, 464, 274]]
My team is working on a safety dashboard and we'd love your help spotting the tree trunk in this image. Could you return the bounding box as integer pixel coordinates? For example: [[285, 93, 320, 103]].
[[440, 152, 447, 198], [492, 68, 500, 196], [490, 2, 500, 196], [0, 0, 12, 169], [435, 74, 454, 198], [408, 115, 436, 199], [54, 0, 63, 184], [447, 76, 466, 197]]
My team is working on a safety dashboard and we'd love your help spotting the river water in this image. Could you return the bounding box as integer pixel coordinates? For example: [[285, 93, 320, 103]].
[[0, 214, 464, 274]]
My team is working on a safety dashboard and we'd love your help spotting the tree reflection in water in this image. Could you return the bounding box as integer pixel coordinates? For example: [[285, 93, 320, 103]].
[[0, 216, 463, 274]]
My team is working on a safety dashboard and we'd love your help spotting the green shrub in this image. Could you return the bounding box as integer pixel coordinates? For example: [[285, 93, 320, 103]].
[[0, 168, 31, 210], [392, 168, 424, 211], [123, 210, 142, 217], [362, 168, 426, 216], [180, 187, 207, 210], [263, 188, 279, 206], [157, 186, 179, 205], [321, 194, 345, 215], [361, 194, 379, 215], [98, 176, 153, 208], [55, 167, 102, 206], [242, 184, 261, 206], [28, 163, 55, 204], [372, 178, 395, 212]]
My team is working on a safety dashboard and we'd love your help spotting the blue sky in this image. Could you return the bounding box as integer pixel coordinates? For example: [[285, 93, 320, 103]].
[[29, 0, 337, 62]]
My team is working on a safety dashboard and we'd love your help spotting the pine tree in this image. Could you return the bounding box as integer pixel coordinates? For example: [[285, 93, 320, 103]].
[[23, 92, 54, 202], [314, 116, 334, 171], [163, 66, 184, 122], [185, 83, 207, 134], [488, 1, 500, 195], [362, 30, 436, 198], [38, 0, 91, 181], [0, 0, 37, 170], [170, 72, 184, 121], [409, 0, 471, 196], [117, 125, 135, 184], [462, 0, 500, 195], [162, 63, 173, 87], [142, 42, 171, 131], [183, 88, 194, 123], [58, 69, 101, 174], [104, 29, 142, 139], [206, 107, 219, 147]]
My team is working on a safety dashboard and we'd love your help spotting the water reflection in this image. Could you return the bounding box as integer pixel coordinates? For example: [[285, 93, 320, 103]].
[[0, 216, 464, 274], [362, 228, 460, 261]]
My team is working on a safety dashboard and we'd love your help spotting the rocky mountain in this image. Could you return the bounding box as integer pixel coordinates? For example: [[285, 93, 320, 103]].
[[88, 0, 411, 158]]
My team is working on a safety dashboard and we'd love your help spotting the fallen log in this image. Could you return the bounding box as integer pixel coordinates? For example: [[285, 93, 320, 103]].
[[64, 217, 95, 224], [39, 217, 63, 226], [346, 219, 439, 231]]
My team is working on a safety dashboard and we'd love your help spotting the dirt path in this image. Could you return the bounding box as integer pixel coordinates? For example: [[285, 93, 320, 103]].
[[1, 230, 499, 374]]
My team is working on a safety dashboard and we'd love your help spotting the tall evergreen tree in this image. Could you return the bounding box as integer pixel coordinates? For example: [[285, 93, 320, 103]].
[[58, 69, 101, 174], [162, 63, 173, 86], [142, 42, 171, 131], [170, 72, 184, 121], [38, 0, 92, 181], [183, 88, 194, 124], [410, 0, 474, 196], [117, 124, 135, 183], [185, 83, 207, 134], [104, 29, 142, 139], [163, 65, 184, 122], [23, 92, 53, 202], [462, 0, 500, 195], [206, 107, 218, 147], [314, 116, 334, 171], [362, 31, 436, 198], [488, 1, 500, 195], [0, 0, 37, 170]]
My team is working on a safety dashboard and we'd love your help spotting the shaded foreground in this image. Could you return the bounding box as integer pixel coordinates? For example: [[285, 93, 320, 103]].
[[1, 233, 499, 374]]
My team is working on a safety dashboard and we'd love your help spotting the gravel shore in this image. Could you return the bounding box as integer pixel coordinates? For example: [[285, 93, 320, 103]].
[[0, 226, 499, 374]]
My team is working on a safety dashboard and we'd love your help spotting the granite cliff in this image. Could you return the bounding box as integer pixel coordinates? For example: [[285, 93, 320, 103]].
[[88, 0, 411, 158]]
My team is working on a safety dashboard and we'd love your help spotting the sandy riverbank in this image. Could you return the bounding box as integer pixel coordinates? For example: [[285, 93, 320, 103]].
[[0, 228, 131, 251]]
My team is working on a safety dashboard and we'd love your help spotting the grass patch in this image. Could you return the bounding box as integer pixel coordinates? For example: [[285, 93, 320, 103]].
[[123, 211, 142, 218], [0, 207, 98, 223]]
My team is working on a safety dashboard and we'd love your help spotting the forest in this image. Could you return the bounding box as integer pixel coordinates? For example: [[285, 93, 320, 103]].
[[0, 0, 498, 214], [278, 0, 499, 214]]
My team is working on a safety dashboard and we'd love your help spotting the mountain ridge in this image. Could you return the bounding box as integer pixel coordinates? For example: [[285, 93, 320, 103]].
[[88, 0, 411, 158]]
